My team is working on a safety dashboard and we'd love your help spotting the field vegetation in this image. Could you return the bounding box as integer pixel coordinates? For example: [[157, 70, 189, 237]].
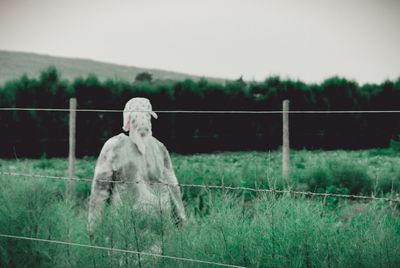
[[1, 53, 400, 267], [1, 67, 400, 157], [0, 150, 399, 267]]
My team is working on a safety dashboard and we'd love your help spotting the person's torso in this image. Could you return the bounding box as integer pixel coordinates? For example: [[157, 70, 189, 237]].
[[106, 133, 171, 211]]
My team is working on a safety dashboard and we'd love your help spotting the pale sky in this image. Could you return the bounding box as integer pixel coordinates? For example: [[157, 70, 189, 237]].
[[0, 0, 399, 84]]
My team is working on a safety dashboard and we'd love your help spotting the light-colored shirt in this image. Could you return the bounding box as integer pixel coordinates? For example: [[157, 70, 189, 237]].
[[88, 133, 186, 232]]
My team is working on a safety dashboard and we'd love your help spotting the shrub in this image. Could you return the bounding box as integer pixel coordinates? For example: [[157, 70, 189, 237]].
[[1, 67, 400, 157], [375, 165, 400, 194], [390, 135, 400, 152], [306, 160, 373, 195]]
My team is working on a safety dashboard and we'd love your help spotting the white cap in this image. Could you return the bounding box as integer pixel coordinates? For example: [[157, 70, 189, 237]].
[[122, 97, 157, 131]]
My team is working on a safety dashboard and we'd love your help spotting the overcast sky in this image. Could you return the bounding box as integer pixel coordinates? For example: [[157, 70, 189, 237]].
[[0, 0, 399, 84]]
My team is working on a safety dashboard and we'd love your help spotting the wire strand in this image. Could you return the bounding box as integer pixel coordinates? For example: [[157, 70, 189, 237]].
[[0, 233, 246, 268], [1, 107, 400, 114], [1, 172, 398, 203]]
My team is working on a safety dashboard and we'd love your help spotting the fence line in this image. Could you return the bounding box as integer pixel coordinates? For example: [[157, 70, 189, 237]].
[[0, 233, 245, 268], [1, 172, 399, 203], [1, 107, 400, 114]]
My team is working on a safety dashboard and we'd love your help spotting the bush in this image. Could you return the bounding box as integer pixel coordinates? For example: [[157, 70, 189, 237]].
[[305, 160, 373, 195], [1, 68, 400, 157], [375, 165, 400, 194], [390, 135, 400, 152]]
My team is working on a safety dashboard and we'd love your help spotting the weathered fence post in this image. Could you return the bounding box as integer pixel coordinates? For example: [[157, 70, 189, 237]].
[[68, 98, 77, 197], [282, 100, 290, 183]]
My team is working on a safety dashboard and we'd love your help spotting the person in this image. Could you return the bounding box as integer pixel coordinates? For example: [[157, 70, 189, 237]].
[[88, 97, 186, 236]]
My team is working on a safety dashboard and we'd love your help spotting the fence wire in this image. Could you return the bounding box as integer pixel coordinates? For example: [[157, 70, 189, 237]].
[[1, 172, 399, 203], [1, 107, 400, 114], [0, 233, 246, 268]]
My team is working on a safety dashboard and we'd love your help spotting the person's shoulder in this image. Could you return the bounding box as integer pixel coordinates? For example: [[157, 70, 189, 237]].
[[150, 136, 168, 151], [102, 133, 129, 149]]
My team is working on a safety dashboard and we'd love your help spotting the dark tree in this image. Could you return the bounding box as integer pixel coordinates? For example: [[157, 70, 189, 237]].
[[135, 71, 153, 82]]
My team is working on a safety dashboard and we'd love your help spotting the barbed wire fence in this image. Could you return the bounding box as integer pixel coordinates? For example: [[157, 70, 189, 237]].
[[1, 170, 398, 208], [2, 107, 400, 113], [0, 233, 246, 268], [1, 99, 400, 267], [0, 172, 398, 203]]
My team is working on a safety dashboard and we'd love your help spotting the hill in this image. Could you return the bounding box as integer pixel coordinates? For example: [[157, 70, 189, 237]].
[[0, 50, 226, 85]]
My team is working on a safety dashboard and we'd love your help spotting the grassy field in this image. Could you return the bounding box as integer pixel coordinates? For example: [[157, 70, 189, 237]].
[[0, 149, 399, 267]]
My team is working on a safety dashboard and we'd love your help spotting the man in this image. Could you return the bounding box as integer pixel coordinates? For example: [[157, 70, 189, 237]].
[[88, 97, 186, 236]]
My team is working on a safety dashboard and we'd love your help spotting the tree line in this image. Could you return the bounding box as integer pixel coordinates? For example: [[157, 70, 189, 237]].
[[0, 66, 399, 157]]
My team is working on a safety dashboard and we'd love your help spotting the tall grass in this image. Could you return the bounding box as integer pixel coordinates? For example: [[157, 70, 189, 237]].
[[0, 175, 399, 267], [1, 150, 400, 267]]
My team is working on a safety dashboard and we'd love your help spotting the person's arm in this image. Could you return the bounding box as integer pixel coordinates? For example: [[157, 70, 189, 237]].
[[161, 145, 186, 226], [88, 141, 114, 236]]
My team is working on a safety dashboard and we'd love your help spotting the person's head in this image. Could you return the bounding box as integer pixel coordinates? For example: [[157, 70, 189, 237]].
[[122, 98, 157, 153], [123, 97, 157, 134]]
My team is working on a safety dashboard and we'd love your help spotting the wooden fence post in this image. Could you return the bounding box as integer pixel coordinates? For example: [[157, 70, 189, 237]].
[[282, 100, 290, 183], [68, 98, 77, 197]]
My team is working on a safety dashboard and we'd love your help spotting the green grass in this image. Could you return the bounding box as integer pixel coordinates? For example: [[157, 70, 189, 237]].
[[2, 149, 400, 198], [0, 149, 400, 267]]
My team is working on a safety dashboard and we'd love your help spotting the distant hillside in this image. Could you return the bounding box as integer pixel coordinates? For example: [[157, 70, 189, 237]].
[[0, 50, 226, 85]]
